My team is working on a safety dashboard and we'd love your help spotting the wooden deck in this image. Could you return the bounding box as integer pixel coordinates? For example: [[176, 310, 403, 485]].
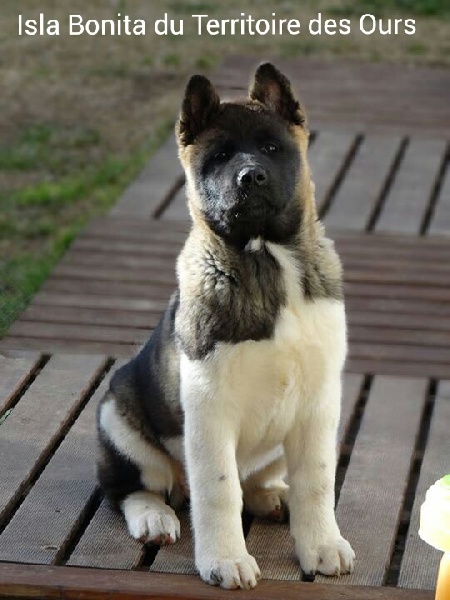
[[0, 353, 447, 599], [1, 57, 450, 598]]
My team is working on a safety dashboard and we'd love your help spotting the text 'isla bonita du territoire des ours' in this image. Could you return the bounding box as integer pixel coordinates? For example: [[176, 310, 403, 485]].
[[18, 12, 417, 37]]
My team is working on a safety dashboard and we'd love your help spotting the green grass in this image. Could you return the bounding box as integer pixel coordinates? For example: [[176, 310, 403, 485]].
[[163, 52, 182, 68], [13, 159, 127, 208], [0, 123, 101, 172], [0, 231, 76, 335], [194, 55, 217, 70], [168, 1, 215, 13], [0, 119, 174, 336]]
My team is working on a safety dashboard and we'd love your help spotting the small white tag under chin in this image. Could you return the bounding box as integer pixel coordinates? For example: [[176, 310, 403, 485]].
[[245, 237, 264, 252]]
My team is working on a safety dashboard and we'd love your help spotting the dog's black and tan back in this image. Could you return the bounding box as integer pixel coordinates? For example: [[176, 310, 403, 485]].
[[97, 63, 354, 588]]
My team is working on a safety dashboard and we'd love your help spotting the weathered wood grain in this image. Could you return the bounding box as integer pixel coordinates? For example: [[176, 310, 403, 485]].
[[0, 355, 107, 527], [0, 563, 434, 600], [375, 139, 447, 234], [111, 136, 182, 218], [0, 362, 125, 565], [0, 353, 41, 416], [324, 134, 402, 230], [398, 381, 450, 590]]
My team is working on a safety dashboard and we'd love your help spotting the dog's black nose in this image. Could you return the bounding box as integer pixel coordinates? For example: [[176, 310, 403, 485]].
[[237, 166, 268, 188]]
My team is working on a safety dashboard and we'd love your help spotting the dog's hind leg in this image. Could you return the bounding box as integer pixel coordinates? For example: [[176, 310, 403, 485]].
[[97, 393, 181, 545], [242, 453, 289, 522]]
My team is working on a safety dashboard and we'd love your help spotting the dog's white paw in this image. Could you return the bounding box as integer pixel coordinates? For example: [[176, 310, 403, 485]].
[[244, 483, 289, 522], [198, 554, 261, 589], [123, 493, 180, 545], [297, 536, 355, 578]]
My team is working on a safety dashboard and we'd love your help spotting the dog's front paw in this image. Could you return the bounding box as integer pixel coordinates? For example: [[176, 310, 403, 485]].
[[297, 536, 355, 578], [126, 503, 180, 545], [198, 554, 261, 589]]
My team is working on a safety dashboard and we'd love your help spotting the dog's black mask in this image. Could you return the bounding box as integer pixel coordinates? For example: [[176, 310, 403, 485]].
[[178, 64, 307, 248]]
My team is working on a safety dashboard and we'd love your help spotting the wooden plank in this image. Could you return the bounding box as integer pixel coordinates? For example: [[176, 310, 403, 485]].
[[7, 321, 150, 345], [348, 310, 450, 333], [53, 264, 176, 285], [350, 342, 450, 365], [150, 511, 195, 575], [40, 258, 447, 296], [83, 218, 189, 241], [317, 376, 427, 586], [335, 231, 450, 250], [345, 282, 450, 303], [160, 185, 190, 221], [0, 354, 107, 527], [61, 251, 178, 270], [346, 296, 450, 318], [349, 339, 450, 365], [323, 134, 402, 231], [42, 278, 172, 299], [0, 361, 125, 565], [0, 337, 136, 358], [68, 239, 450, 266], [111, 135, 183, 218], [239, 374, 363, 581], [345, 268, 450, 288], [308, 130, 358, 214], [346, 358, 450, 380], [349, 326, 450, 349], [343, 256, 450, 276], [72, 237, 180, 257], [375, 138, 446, 234], [0, 353, 41, 415], [0, 563, 434, 600], [19, 305, 159, 329], [340, 244, 450, 263], [71, 223, 450, 256], [63, 240, 450, 271], [429, 161, 450, 236], [67, 497, 144, 570], [398, 380, 450, 590], [338, 374, 365, 446], [31, 291, 167, 312]]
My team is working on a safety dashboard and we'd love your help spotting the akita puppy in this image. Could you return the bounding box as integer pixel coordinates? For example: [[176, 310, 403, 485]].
[[97, 63, 355, 589]]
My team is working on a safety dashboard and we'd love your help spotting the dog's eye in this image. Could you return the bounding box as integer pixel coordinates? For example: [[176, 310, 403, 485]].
[[262, 143, 279, 154]]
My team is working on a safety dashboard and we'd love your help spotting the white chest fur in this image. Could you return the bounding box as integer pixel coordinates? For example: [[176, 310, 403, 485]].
[[180, 242, 346, 477]]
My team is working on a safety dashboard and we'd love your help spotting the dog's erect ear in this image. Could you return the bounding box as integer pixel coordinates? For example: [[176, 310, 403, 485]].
[[250, 63, 305, 125], [178, 75, 220, 146]]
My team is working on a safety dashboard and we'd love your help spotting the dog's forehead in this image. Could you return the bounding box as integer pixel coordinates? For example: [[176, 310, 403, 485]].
[[206, 102, 290, 141]]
